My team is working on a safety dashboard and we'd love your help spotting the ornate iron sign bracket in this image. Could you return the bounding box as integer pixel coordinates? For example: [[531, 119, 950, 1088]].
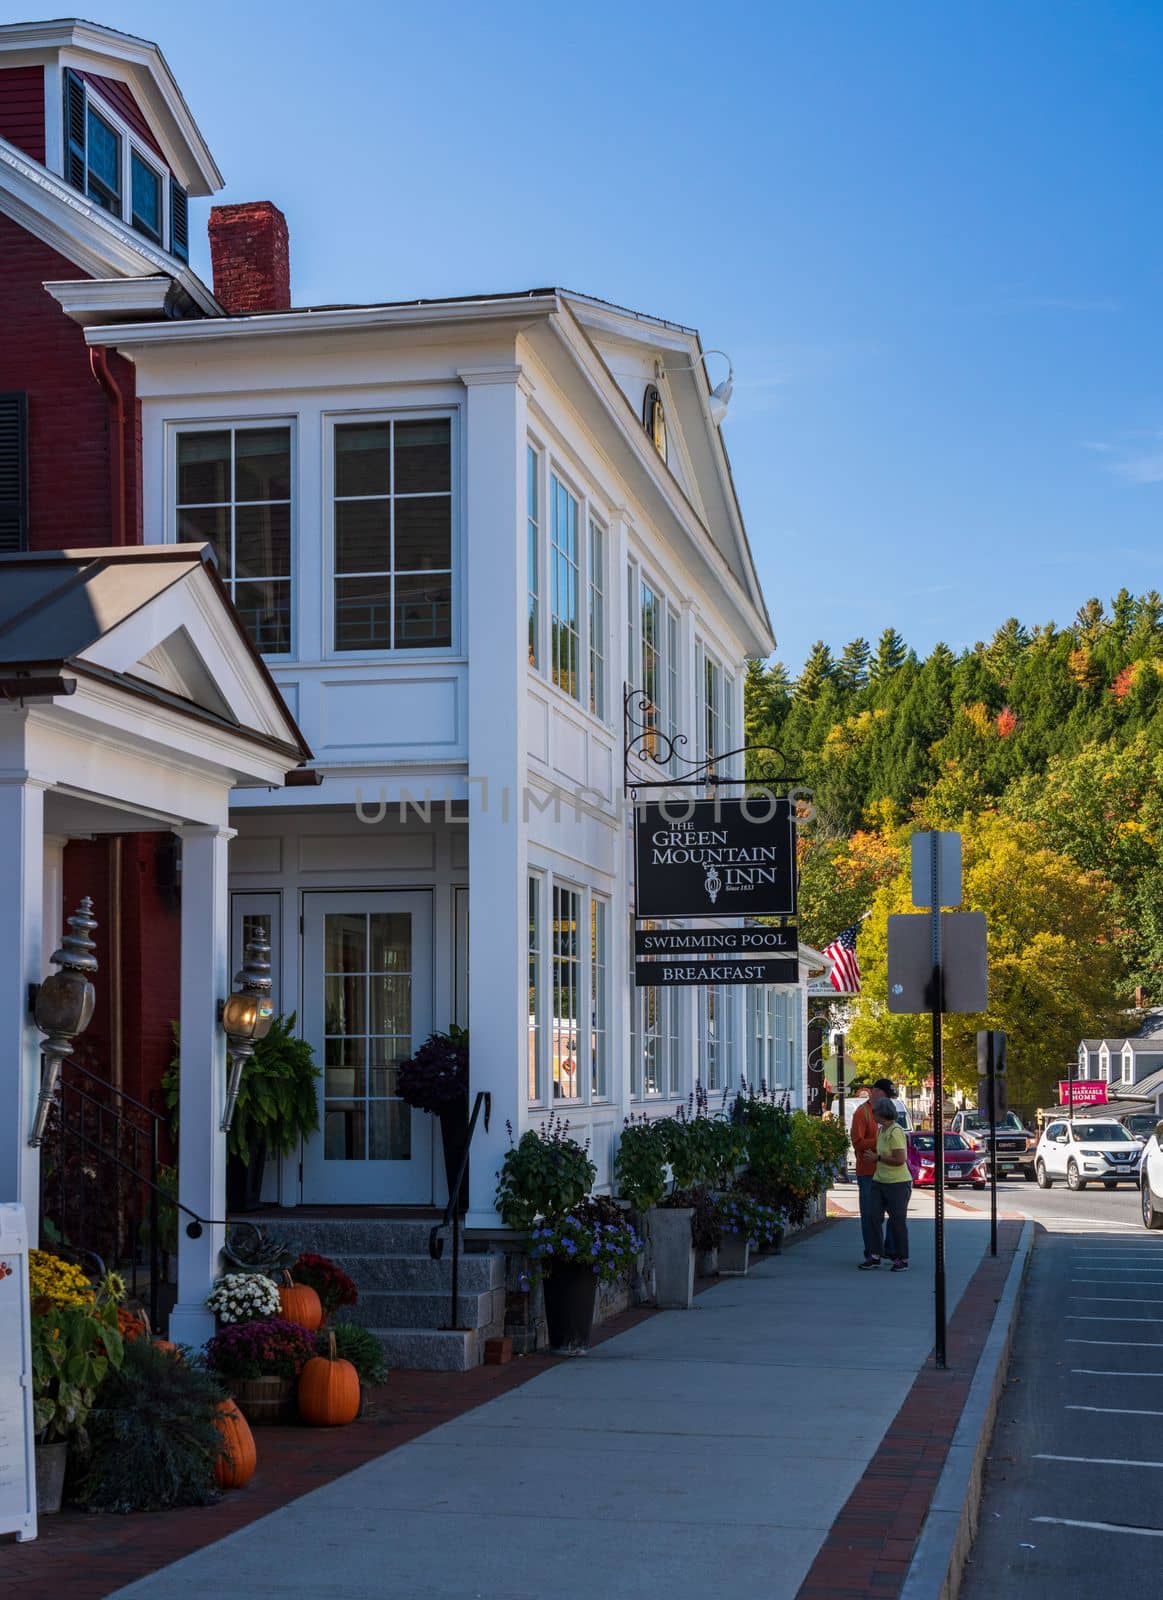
[[623, 684, 802, 796]]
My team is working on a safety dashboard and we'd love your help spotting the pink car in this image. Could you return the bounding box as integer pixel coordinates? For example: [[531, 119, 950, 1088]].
[[906, 1130, 988, 1190]]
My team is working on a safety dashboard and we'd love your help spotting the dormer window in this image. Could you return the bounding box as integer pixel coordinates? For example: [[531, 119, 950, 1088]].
[[63, 69, 183, 259]]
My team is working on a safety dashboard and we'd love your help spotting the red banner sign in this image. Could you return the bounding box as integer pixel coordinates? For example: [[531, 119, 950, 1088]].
[[1058, 1080, 1108, 1106]]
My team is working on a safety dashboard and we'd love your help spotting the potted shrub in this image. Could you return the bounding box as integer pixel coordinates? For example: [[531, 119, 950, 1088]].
[[76, 1338, 229, 1511], [397, 1025, 470, 1211], [613, 1117, 669, 1302], [529, 1202, 641, 1353], [495, 1114, 596, 1232], [29, 1258, 125, 1513], [204, 1316, 317, 1424], [165, 1014, 321, 1213], [291, 1252, 358, 1325]]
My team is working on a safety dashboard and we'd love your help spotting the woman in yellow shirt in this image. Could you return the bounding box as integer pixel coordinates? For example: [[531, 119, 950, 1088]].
[[871, 1100, 911, 1272]]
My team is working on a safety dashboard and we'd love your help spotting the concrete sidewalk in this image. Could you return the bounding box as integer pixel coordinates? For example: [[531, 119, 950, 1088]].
[[113, 1213, 994, 1600]]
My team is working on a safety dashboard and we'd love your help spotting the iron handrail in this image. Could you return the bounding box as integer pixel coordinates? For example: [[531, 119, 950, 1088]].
[[428, 1090, 491, 1331], [61, 1055, 165, 1123]]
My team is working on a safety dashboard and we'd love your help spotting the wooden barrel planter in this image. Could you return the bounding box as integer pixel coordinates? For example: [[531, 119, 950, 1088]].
[[233, 1375, 294, 1425]]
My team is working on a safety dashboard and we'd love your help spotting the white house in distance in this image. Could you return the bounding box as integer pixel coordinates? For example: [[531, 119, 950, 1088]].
[[1, 16, 809, 1358], [95, 278, 807, 1228]]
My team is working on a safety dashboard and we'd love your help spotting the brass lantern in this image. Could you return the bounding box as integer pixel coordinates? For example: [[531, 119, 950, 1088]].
[[219, 935, 274, 1133], [29, 898, 99, 1146]]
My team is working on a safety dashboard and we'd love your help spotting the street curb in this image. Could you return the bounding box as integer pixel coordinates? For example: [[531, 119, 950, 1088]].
[[900, 1218, 1034, 1600]]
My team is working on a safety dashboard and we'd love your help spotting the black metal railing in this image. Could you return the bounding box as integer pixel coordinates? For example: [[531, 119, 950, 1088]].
[[40, 1057, 166, 1329], [428, 1091, 491, 1330]]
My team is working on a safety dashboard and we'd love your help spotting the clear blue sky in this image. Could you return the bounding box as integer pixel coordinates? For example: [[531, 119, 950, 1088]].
[[78, 0, 1163, 670]]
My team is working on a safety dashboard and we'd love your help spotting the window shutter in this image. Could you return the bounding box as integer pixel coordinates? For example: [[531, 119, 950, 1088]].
[[170, 183, 189, 263], [63, 69, 86, 191], [0, 394, 29, 553]]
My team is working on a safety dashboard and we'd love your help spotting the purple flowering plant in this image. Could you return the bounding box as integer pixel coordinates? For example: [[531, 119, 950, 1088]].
[[714, 1192, 786, 1249], [528, 1206, 641, 1284], [396, 1025, 469, 1114], [203, 1316, 317, 1381]]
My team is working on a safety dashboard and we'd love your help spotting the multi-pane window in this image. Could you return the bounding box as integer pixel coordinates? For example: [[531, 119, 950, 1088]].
[[130, 149, 162, 241], [552, 884, 581, 1101], [631, 920, 681, 1100], [641, 581, 662, 750], [588, 519, 606, 718], [322, 910, 413, 1162], [549, 475, 580, 697], [700, 986, 732, 1092], [591, 897, 608, 1098], [528, 876, 543, 1103], [704, 652, 726, 766], [527, 446, 540, 668], [333, 418, 452, 652], [176, 426, 292, 653], [85, 104, 120, 213], [666, 609, 680, 771]]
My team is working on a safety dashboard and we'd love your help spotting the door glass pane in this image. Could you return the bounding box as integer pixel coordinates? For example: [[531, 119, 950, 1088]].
[[322, 909, 413, 1164]]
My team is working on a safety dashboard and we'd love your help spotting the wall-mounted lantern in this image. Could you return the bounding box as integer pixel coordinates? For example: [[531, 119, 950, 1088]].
[[219, 934, 274, 1133], [29, 898, 98, 1147]]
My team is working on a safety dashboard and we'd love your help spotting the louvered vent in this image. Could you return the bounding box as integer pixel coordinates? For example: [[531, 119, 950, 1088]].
[[0, 394, 28, 554], [170, 183, 189, 263], [64, 69, 86, 191]]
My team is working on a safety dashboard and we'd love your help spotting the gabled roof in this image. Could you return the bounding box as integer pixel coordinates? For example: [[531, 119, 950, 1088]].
[[0, 544, 309, 763]]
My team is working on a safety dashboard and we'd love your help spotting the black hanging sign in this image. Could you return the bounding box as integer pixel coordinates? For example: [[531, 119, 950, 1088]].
[[634, 926, 796, 957], [634, 955, 799, 988], [634, 798, 796, 919]]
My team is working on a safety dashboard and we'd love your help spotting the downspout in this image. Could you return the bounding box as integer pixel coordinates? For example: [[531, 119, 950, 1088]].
[[108, 836, 124, 1094], [89, 347, 127, 545]]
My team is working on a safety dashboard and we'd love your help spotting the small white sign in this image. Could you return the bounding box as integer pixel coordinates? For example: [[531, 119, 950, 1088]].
[[0, 1203, 37, 1542], [911, 830, 962, 908]]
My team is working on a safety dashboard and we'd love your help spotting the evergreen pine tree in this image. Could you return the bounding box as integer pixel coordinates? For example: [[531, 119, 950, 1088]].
[[837, 637, 872, 694], [795, 641, 836, 702], [870, 627, 907, 681]]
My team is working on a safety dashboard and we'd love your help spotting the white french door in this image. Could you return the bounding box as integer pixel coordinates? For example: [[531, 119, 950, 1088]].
[[301, 891, 433, 1204]]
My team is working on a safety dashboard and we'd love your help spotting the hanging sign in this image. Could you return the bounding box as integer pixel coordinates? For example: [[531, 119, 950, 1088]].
[[635, 955, 799, 987], [634, 799, 796, 919], [634, 926, 796, 957], [0, 1203, 37, 1542], [1057, 1080, 1108, 1107]]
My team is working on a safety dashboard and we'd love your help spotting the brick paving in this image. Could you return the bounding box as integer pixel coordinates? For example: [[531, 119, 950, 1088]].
[[794, 1218, 1023, 1600]]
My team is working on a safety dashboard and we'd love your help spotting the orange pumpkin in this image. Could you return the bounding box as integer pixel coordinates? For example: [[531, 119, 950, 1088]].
[[278, 1271, 323, 1331], [153, 1335, 181, 1358], [297, 1332, 360, 1426], [213, 1398, 257, 1489]]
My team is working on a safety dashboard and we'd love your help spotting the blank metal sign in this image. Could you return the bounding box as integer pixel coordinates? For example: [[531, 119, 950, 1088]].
[[886, 911, 988, 1014]]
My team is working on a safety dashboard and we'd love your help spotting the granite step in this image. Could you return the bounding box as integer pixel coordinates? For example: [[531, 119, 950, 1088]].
[[338, 1287, 503, 1331], [368, 1327, 480, 1373], [251, 1216, 441, 1254], [326, 1252, 504, 1293]]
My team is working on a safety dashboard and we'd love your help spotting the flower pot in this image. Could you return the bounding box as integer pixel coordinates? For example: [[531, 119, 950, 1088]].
[[439, 1098, 470, 1214], [718, 1230, 750, 1275], [226, 1140, 268, 1214], [233, 1375, 294, 1425], [649, 1206, 695, 1309], [35, 1441, 68, 1515], [695, 1247, 719, 1277], [542, 1261, 597, 1353]]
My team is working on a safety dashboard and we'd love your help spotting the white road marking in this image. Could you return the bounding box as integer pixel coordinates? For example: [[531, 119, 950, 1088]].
[[1069, 1297, 1163, 1304], [1067, 1405, 1163, 1417], [1031, 1517, 1163, 1538], [1071, 1277, 1163, 1283], [1067, 1338, 1163, 1347], [1068, 1316, 1163, 1322], [1072, 1368, 1163, 1377], [1034, 1454, 1163, 1468]]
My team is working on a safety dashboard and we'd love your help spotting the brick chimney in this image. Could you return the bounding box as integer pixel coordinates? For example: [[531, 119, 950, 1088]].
[[207, 201, 291, 314]]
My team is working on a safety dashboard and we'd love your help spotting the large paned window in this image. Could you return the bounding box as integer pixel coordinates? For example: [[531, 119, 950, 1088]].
[[626, 572, 681, 760], [631, 920, 682, 1100], [333, 418, 452, 652], [704, 652, 726, 765], [176, 425, 292, 653], [591, 897, 609, 1099], [640, 580, 662, 752], [549, 475, 580, 697], [528, 875, 543, 1102], [552, 883, 582, 1102], [666, 609, 681, 771], [700, 986, 732, 1092], [528, 876, 609, 1106], [85, 103, 120, 213], [527, 446, 540, 668], [588, 519, 606, 718], [130, 149, 161, 241]]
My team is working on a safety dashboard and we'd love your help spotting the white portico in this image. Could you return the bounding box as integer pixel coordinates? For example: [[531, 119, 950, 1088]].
[[0, 544, 308, 1344]]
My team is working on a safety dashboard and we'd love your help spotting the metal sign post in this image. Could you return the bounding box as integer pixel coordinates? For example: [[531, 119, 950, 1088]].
[[976, 1030, 1005, 1259], [836, 1033, 847, 1180], [927, 834, 948, 1370]]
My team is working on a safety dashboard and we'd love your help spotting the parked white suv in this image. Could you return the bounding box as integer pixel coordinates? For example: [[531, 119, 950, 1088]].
[[1035, 1117, 1143, 1190], [1141, 1120, 1163, 1228]]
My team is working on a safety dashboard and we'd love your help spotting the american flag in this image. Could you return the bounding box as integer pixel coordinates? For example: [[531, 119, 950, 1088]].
[[823, 925, 861, 993]]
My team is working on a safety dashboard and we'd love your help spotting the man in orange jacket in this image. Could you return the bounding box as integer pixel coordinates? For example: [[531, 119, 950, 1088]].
[[853, 1078, 895, 1268]]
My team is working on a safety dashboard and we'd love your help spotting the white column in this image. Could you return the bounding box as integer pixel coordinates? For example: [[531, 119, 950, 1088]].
[[0, 775, 46, 1228], [170, 823, 233, 1347], [461, 366, 529, 1228]]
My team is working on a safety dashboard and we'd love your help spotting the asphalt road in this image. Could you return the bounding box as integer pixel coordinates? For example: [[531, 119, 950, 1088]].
[[957, 1175, 1163, 1597]]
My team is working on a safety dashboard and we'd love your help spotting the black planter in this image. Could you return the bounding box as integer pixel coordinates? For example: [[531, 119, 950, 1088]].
[[542, 1261, 597, 1353], [439, 1100, 469, 1214], [226, 1141, 267, 1213]]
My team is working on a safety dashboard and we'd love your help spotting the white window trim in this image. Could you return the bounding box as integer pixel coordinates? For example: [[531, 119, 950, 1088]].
[[323, 407, 460, 661], [630, 918, 685, 1103], [1122, 1048, 1134, 1085], [78, 78, 173, 254], [168, 415, 298, 659]]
